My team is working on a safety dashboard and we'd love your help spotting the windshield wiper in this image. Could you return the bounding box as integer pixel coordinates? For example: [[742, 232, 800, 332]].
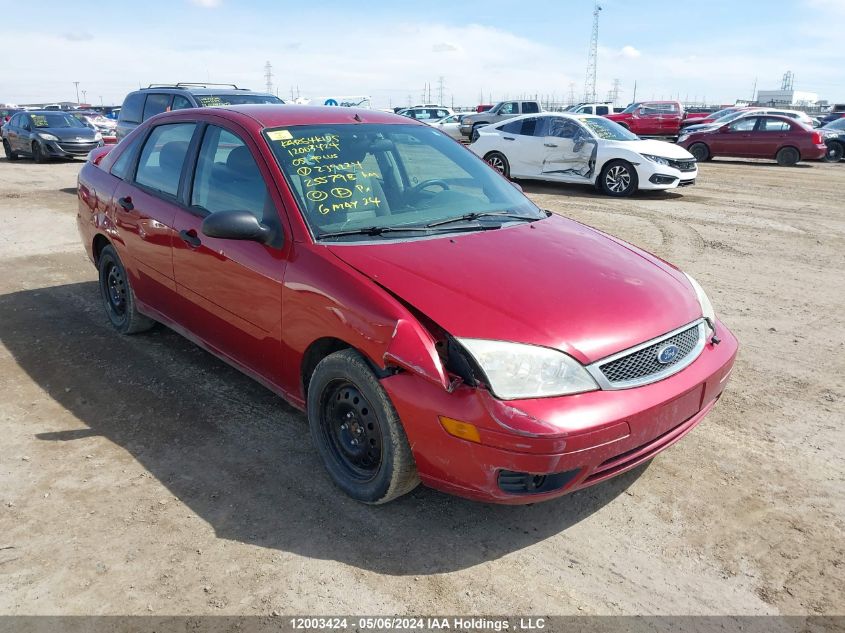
[[425, 211, 541, 228], [317, 224, 499, 240]]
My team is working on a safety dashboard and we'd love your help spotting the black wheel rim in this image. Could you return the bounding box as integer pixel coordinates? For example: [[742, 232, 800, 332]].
[[103, 261, 127, 317], [320, 380, 382, 481], [827, 145, 843, 162], [691, 145, 707, 161]]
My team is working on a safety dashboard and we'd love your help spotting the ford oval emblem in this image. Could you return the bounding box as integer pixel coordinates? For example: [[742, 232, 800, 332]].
[[656, 343, 680, 364]]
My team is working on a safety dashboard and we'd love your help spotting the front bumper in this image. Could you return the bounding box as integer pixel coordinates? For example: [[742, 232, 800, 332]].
[[42, 139, 103, 158], [382, 320, 737, 504], [637, 162, 698, 190]]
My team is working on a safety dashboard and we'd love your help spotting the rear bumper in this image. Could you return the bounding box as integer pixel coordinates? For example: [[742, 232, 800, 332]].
[[807, 144, 828, 160], [382, 320, 737, 504]]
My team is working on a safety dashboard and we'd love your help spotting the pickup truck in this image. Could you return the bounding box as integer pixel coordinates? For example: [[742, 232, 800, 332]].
[[604, 100, 709, 138], [460, 100, 542, 140]]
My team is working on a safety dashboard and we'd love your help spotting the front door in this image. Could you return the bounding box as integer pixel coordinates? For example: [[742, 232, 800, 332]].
[[712, 117, 759, 157], [753, 117, 793, 158], [171, 122, 288, 385], [540, 118, 596, 182]]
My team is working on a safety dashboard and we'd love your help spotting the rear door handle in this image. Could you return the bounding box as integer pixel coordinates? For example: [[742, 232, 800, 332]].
[[503, 136, 515, 141], [544, 143, 558, 148], [118, 196, 134, 211], [179, 229, 201, 248]]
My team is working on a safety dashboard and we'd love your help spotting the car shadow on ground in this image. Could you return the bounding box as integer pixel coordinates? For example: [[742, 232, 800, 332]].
[[58, 187, 78, 195], [515, 179, 686, 200], [708, 158, 814, 169], [0, 282, 645, 576]]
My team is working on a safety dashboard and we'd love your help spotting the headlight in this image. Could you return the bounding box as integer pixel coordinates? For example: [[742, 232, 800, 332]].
[[683, 273, 716, 330], [456, 339, 599, 399], [94, 132, 103, 141], [37, 132, 59, 141], [463, 119, 473, 126], [642, 153, 670, 165], [677, 134, 689, 142]]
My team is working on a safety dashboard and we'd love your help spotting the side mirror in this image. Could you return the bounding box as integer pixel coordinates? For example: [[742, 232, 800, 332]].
[[719, 126, 730, 133], [201, 210, 273, 244]]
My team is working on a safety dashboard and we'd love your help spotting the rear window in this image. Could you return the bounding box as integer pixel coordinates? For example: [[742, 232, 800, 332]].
[[120, 93, 145, 124]]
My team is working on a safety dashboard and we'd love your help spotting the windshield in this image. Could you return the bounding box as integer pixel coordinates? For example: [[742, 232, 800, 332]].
[[31, 113, 87, 128], [621, 102, 642, 114], [581, 116, 639, 141], [823, 117, 845, 130], [713, 110, 758, 124], [194, 93, 284, 107], [708, 107, 738, 119], [264, 123, 542, 240]]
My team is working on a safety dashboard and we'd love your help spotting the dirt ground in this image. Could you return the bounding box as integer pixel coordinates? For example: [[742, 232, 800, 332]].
[[0, 154, 842, 617]]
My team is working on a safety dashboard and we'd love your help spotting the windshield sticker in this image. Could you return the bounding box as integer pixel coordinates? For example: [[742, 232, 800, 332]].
[[196, 95, 225, 107], [32, 115, 49, 127], [267, 129, 292, 141]]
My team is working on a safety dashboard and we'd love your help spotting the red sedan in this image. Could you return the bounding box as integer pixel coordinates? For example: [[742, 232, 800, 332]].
[[677, 114, 828, 165], [76, 106, 737, 504]]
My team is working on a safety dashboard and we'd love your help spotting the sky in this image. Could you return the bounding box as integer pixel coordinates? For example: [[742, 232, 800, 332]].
[[2, 0, 843, 109]]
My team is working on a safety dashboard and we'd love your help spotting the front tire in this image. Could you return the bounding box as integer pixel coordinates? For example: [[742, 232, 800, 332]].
[[97, 245, 155, 334], [599, 159, 638, 197], [824, 141, 843, 163], [776, 146, 800, 166], [307, 349, 419, 504], [32, 141, 47, 164], [484, 151, 510, 178], [688, 142, 710, 162], [2, 139, 18, 161]]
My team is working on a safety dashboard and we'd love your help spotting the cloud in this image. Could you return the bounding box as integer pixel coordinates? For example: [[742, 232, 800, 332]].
[[432, 42, 458, 53], [619, 45, 641, 59], [188, 0, 221, 7]]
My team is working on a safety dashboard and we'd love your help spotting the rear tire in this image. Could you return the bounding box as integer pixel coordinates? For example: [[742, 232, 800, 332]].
[[599, 159, 638, 197], [97, 245, 155, 334], [688, 142, 710, 162], [32, 141, 47, 164], [307, 349, 419, 504], [776, 146, 800, 166], [824, 140, 843, 163], [2, 139, 18, 161], [484, 151, 510, 178]]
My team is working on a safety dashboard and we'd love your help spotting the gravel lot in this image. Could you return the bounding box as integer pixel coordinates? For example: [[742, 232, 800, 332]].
[[0, 154, 842, 617]]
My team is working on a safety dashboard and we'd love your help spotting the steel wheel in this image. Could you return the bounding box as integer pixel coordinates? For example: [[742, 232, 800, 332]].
[[103, 261, 127, 318], [319, 380, 382, 482], [605, 165, 631, 193]]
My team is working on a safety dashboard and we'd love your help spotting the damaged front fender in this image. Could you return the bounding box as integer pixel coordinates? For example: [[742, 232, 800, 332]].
[[383, 318, 451, 390]]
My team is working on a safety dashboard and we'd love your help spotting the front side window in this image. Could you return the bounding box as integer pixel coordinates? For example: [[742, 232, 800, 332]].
[[191, 126, 277, 231], [548, 118, 579, 139], [499, 102, 517, 115], [143, 93, 172, 121], [264, 123, 541, 240], [135, 123, 197, 197], [729, 117, 758, 132]]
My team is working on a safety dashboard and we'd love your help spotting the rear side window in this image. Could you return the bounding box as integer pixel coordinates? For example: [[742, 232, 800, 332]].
[[110, 134, 144, 181], [761, 118, 791, 132], [135, 123, 197, 197], [500, 117, 545, 136], [120, 93, 145, 124], [191, 125, 276, 230], [522, 102, 540, 114], [143, 93, 172, 121], [596, 105, 609, 115]]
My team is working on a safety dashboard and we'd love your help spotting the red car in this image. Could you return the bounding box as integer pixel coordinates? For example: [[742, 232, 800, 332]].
[[677, 114, 828, 165], [76, 106, 737, 505]]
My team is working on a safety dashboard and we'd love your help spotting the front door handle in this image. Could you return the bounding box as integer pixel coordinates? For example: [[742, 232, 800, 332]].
[[503, 136, 515, 141], [118, 196, 134, 211], [179, 229, 201, 248], [544, 143, 558, 148]]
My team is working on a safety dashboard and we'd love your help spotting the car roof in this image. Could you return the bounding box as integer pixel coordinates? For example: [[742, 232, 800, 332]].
[[19, 110, 76, 115], [135, 87, 275, 97], [187, 104, 423, 128]]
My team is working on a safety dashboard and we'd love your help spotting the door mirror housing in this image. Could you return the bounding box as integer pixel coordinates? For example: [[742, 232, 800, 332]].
[[719, 125, 730, 133], [201, 210, 273, 244]]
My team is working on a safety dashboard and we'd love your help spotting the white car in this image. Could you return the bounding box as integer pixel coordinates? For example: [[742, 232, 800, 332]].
[[470, 113, 697, 197], [426, 113, 464, 140], [398, 106, 454, 122]]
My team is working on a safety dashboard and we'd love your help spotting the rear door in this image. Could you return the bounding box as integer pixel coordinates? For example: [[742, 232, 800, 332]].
[[754, 117, 793, 158], [659, 102, 682, 135], [113, 121, 198, 317], [496, 117, 545, 177], [541, 117, 596, 181], [5, 114, 23, 151], [171, 120, 288, 385]]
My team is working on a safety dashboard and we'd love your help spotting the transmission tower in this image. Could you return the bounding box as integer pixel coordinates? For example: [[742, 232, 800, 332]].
[[264, 61, 273, 95], [781, 71, 794, 91], [568, 82, 576, 106], [583, 1, 602, 103], [607, 78, 621, 104], [437, 76, 446, 106]]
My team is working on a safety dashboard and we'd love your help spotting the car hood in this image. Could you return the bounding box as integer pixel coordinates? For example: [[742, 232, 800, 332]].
[[326, 215, 702, 364], [604, 138, 695, 159], [42, 127, 98, 141]]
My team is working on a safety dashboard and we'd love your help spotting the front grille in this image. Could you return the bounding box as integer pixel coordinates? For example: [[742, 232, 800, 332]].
[[58, 142, 98, 154], [668, 158, 697, 172], [599, 323, 702, 386]]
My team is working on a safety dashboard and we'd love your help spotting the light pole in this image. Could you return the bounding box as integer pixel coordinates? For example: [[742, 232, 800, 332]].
[[73, 81, 80, 104], [82, 90, 87, 105]]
